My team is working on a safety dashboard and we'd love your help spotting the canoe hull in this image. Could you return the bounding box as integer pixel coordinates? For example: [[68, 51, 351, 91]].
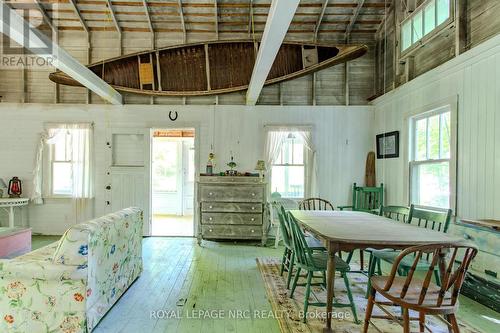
[[49, 40, 368, 96]]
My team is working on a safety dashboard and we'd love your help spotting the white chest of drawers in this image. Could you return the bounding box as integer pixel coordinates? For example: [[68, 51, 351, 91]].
[[196, 176, 268, 245]]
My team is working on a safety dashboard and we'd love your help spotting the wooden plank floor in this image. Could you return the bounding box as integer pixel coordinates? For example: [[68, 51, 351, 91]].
[[93, 237, 282, 333]]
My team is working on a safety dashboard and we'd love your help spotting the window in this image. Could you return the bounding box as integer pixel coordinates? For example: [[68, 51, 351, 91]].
[[271, 133, 306, 198], [409, 108, 451, 209], [401, 0, 452, 52], [46, 124, 93, 198]]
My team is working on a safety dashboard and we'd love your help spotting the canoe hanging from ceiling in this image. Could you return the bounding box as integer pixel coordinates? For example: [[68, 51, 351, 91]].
[[49, 40, 368, 97]]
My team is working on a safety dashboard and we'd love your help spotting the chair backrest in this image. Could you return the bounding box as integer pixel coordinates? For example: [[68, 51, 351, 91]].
[[380, 205, 410, 223], [287, 213, 315, 269], [352, 182, 384, 212], [299, 198, 334, 211], [382, 243, 477, 308], [277, 206, 293, 249], [407, 204, 452, 233]]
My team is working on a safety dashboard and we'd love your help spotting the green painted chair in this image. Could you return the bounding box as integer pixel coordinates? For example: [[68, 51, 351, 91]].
[[378, 205, 410, 222], [287, 213, 359, 324], [366, 204, 452, 296], [278, 206, 325, 289], [338, 183, 384, 214]]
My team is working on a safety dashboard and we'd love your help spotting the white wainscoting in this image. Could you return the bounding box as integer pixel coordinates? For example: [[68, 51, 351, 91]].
[[373, 34, 500, 220], [0, 104, 374, 234]]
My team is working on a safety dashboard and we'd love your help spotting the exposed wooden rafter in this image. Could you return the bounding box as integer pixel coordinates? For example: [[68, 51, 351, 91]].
[[345, 0, 365, 42], [313, 0, 328, 42], [68, 0, 89, 33], [33, 0, 56, 32], [142, 0, 155, 48], [177, 0, 187, 43], [246, 0, 300, 105], [0, 2, 122, 105], [248, 0, 253, 37], [104, 0, 122, 54], [214, 0, 219, 39]]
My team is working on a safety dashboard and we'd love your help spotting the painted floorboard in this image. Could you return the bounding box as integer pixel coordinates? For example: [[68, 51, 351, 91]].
[[30, 236, 499, 333]]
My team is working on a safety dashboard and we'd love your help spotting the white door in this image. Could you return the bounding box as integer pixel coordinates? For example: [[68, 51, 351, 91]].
[[105, 128, 151, 236]]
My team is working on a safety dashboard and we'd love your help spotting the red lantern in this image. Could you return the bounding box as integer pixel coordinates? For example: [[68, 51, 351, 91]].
[[8, 177, 22, 198]]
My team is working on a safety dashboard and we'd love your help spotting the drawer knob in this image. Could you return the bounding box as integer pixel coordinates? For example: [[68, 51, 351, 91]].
[[209, 192, 213, 196], [251, 193, 256, 197], [251, 229, 255, 233], [209, 205, 213, 209], [251, 218, 255, 221], [209, 229, 213, 232], [209, 217, 213, 221], [251, 206, 255, 210]]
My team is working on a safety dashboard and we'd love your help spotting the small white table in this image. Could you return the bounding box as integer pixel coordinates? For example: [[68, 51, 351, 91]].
[[0, 198, 29, 228]]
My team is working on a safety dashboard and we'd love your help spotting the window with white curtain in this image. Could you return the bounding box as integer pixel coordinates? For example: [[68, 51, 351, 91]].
[[409, 107, 452, 209], [45, 124, 93, 198], [270, 133, 307, 199]]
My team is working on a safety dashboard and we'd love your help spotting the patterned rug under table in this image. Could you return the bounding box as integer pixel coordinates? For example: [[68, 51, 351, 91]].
[[256, 257, 482, 333]]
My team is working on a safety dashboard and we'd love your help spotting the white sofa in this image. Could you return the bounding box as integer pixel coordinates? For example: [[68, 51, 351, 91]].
[[0, 207, 143, 333]]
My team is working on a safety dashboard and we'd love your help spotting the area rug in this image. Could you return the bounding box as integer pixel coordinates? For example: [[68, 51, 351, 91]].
[[256, 257, 482, 333]]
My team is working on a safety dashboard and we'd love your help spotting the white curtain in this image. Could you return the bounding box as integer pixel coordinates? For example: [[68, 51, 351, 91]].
[[263, 126, 318, 198], [31, 123, 94, 222]]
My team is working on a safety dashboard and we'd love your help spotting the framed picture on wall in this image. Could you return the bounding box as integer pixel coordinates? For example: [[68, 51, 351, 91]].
[[376, 131, 399, 159]]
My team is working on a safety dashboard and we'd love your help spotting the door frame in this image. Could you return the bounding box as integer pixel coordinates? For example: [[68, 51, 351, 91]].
[[149, 124, 200, 237]]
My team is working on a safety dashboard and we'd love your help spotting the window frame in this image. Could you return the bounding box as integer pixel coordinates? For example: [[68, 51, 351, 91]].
[[270, 132, 308, 200], [400, 0, 454, 57], [47, 130, 74, 198], [406, 102, 457, 212]]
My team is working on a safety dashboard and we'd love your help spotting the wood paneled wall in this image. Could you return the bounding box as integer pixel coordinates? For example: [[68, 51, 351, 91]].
[[374, 0, 500, 96], [0, 29, 375, 105], [373, 34, 500, 220], [0, 104, 373, 234]]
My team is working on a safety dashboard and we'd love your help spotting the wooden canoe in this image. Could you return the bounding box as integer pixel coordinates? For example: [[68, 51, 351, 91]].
[[49, 40, 368, 96]]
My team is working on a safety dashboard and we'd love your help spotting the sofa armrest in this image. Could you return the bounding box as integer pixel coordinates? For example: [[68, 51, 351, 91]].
[[337, 205, 353, 211], [0, 259, 87, 281]]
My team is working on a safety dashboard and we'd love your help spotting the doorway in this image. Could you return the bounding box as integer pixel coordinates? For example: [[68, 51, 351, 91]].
[[151, 129, 195, 236]]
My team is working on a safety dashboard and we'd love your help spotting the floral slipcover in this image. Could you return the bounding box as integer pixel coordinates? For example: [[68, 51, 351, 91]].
[[0, 207, 143, 333]]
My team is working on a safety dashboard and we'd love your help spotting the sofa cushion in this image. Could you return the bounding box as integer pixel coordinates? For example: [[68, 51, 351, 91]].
[[52, 225, 93, 266]]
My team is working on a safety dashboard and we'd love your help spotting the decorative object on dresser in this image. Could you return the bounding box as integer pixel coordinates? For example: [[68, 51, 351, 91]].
[[7, 177, 22, 198], [197, 176, 267, 245], [225, 152, 237, 176], [206, 152, 215, 175], [0, 179, 7, 198], [254, 160, 266, 182]]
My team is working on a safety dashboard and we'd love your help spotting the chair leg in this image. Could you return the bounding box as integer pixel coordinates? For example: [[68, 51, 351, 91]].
[[366, 255, 377, 298], [290, 267, 301, 298], [302, 271, 313, 323], [342, 272, 359, 324], [419, 312, 425, 333], [359, 250, 364, 271], [434, 269, 442, 286], [376, 258, 382, 275], [448, 314, 460, 333], [363, 288, 376, 333], [286, 251, 296, 289], [322, 270, 327, 288], [402, 308, 410, 333], [280, 248, 288, 276], [274, 224, 281, 249]]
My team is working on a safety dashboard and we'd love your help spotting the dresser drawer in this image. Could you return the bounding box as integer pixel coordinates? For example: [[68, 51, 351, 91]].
[[201, 202, 262, 213], [201, 225, 262, 239], [200, 185, 263, 202], [201, 213, 262, 225]]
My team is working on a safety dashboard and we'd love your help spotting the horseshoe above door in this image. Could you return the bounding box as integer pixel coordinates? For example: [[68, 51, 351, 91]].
[[169, 111, 178, 121]]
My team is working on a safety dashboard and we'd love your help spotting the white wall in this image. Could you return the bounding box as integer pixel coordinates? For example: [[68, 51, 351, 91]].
[[373, 34, 500, 220], [0, 103, 374, 234]]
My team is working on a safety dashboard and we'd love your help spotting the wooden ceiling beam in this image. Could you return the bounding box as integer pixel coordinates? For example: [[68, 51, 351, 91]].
[[214, 0, 218, 39], [0, 2, 122, 104], [33, 0, 56, 32], [104, 0, 121, 33], [313, 0, 328, 42], [247, 0, 253, 37], [246, 0, 299, 105], [68, 0, 89, 33], [142, 0, 154, 38], [177, 0, 186, 42], [345, 0, 365, 42]]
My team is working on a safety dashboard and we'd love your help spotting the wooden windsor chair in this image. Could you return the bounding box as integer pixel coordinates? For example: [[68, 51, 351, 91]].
[[364, 242, 478, 333], [299, 198, 334, 211]]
